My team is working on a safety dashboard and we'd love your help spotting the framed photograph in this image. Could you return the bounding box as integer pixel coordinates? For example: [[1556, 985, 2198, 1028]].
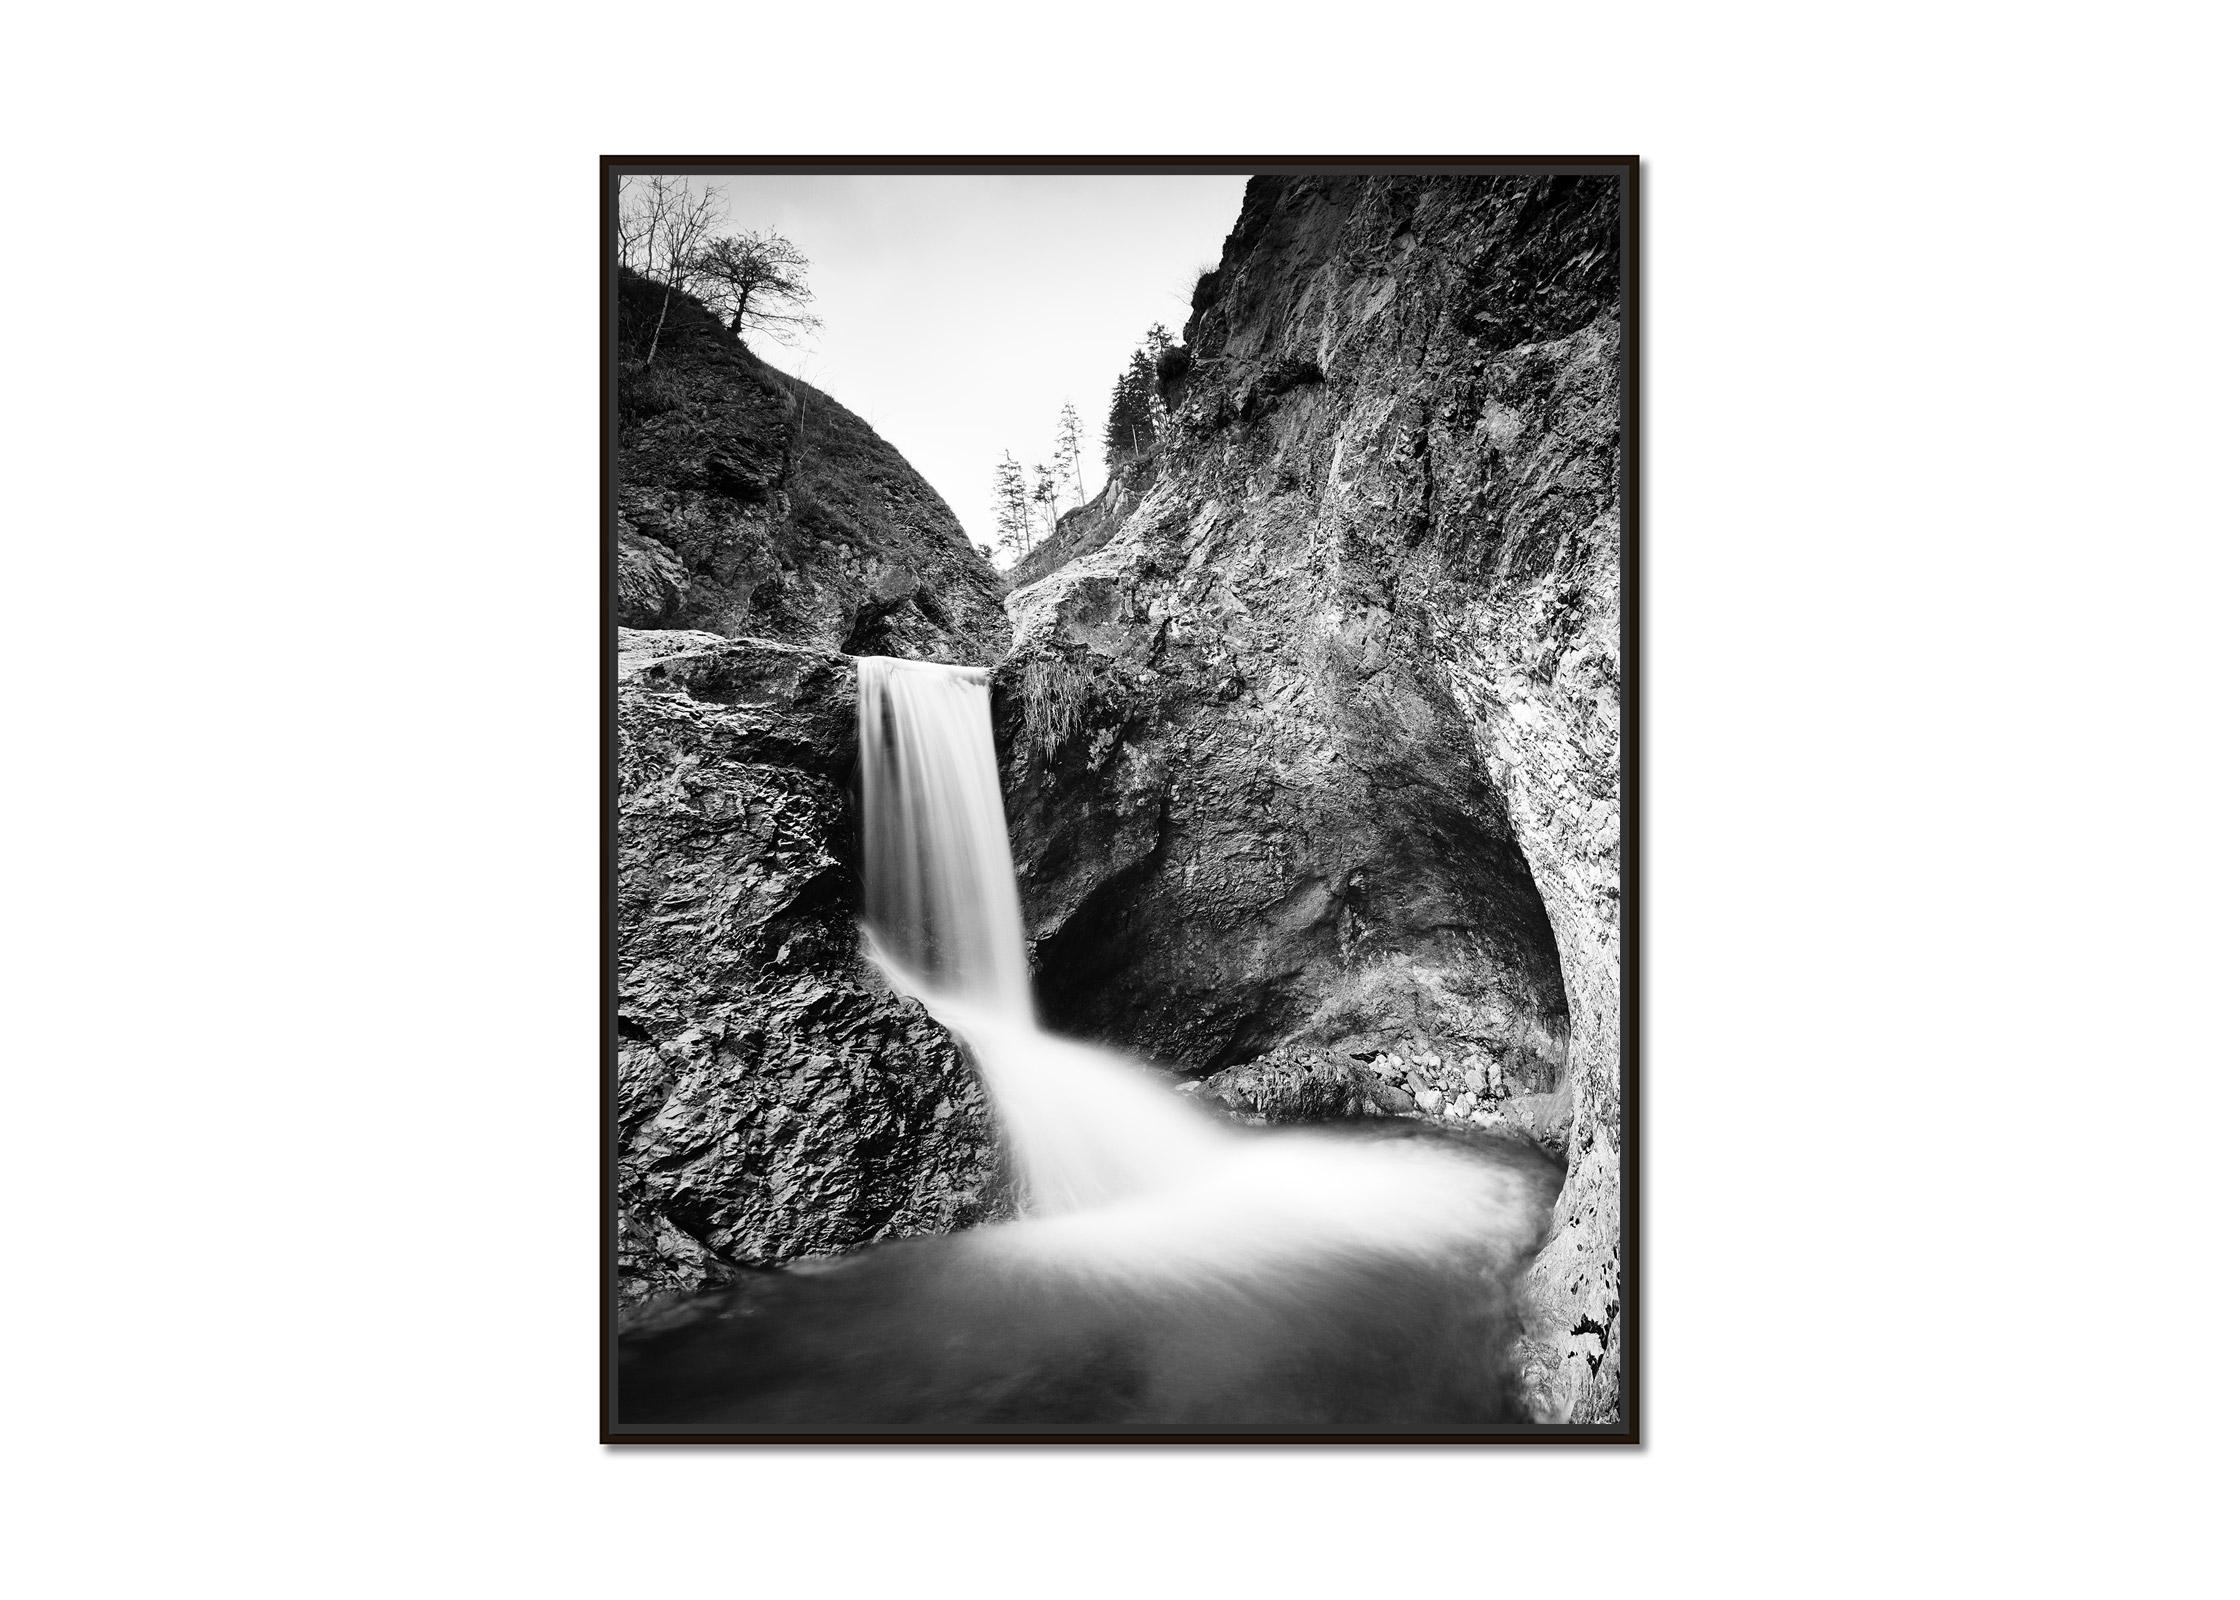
[[603, 155, 1639, 1442]]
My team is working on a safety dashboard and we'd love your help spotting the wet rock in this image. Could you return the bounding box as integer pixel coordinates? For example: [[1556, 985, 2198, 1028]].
[[611, 271, 1015, 1312], [614, 630, 1007, 1308], [1195, 1046, 1410, 1124]]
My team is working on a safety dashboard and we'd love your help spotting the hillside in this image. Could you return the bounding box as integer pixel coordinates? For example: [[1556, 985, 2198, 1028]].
[[611, 273, 1015, 1307], [614, 268, 1007, 663]]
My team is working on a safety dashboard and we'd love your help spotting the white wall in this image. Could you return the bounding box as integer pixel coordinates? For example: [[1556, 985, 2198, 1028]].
[[7, 4, 2231, 1595]]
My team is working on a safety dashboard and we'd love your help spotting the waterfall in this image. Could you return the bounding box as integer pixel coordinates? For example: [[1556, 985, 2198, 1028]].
[[856, 655, 1231, 1213], [618, 654, 1569, 1424], [856, 656, 1034, 1018]]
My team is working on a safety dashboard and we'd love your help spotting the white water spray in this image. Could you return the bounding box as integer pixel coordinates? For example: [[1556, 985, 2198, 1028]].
[[618, 655, 1567, 1425], [857, 655, 1231, 1213], [854, 654, 1553, 1297]]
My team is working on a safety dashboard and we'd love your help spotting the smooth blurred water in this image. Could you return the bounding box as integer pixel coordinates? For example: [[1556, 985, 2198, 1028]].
[[618, 656, 1566, 1424], [856, 656, 1035, 1017], [857, 655, 1231, 1212]]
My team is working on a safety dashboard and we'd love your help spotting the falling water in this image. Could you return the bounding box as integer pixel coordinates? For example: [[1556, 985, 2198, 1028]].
[[856, 656, 1034, 1017], [856, 654, 1231, 1212], [612, 654, 1566, 1425]]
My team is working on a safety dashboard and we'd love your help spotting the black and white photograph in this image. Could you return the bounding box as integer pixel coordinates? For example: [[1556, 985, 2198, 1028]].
[[604, 159, 1636, 1437], [22, 2, 2239, 1587]]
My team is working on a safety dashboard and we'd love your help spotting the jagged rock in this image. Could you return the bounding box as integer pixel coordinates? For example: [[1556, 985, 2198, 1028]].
[[1007, 478, 1131, 592], [614, 269, 1007, 664], [614, 630, 1007, 1308], [996, 174, 1624, 1422], [1196, 1046, 1412, 1124], [611, 271, 1015, 1312]]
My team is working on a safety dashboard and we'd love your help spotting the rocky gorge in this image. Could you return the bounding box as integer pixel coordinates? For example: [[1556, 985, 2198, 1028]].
[[997, 174, 1624, 1421], [612, 173, 1626, 1425], [611, 277, 1013, 1304]]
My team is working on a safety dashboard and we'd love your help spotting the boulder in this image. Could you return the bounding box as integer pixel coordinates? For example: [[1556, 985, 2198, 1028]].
[[1195, 1046, 1414, 1124], [613, 630, 1007, 1307]]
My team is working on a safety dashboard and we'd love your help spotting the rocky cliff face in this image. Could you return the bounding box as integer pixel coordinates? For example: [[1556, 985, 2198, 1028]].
[[997, 174, 1624, 1422], [615, 631, 1008, 1305], [613, 278, 1013, 1309], [615, 269, 1008, 662], [1006, 480, 1129, 592]]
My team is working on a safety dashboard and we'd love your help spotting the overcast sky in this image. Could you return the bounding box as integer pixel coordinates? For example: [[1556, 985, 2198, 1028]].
[[692, 173, 1250, 556]]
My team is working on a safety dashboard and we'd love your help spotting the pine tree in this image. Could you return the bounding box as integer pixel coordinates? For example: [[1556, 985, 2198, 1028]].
[[1103, 324, 1184, 470], [1030, 463, 1059, 540], [1055, 402, 1086, 507], [991, 453, 1030, 564], [1104, 352, 1156, 468], [1141, 323, 1177, 438]]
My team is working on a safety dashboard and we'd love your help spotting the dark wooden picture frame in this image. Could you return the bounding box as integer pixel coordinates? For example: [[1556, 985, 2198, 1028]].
[[602, 155, 1640, 1444]]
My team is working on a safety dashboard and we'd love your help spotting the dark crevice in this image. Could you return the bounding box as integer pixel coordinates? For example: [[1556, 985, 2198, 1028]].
[[841, 594, 911, 656]]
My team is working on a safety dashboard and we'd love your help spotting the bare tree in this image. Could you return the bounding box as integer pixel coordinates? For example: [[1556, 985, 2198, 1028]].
[[616, 174, 702, 279], [616, 175, 730, 368], [653, 181, 727, 283], [615, 176, 658, 277], [685, 229, 823, 344]]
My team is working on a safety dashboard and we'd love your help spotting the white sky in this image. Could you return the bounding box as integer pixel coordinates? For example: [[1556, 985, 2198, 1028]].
[[693, 173, 1250, 556]]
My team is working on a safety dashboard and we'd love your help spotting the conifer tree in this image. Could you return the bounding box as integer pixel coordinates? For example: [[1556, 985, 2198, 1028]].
[[1055, 402, 1086, 507], [1104, 351, 1157, 468], [991, 453, 1031, 564], [1031, 463, 1059, 540], [1141, 323, 1177, 437], [1103, 324, 1185, 469]]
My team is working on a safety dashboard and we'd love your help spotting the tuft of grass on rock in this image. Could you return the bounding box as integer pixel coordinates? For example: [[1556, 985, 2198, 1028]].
[[1017, 653, 1100, 760]]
